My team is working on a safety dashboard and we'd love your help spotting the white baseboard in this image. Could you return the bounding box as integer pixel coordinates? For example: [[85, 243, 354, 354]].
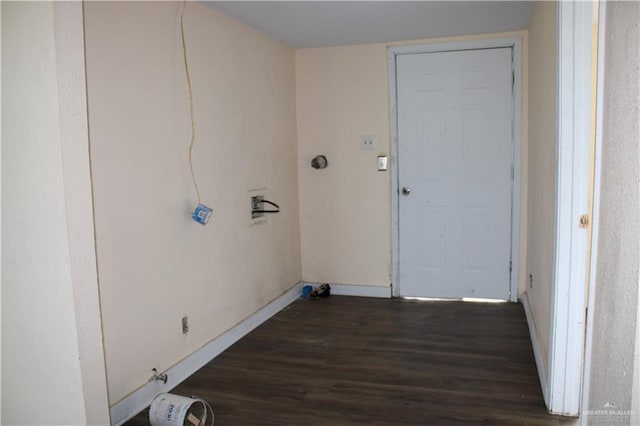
[[110, 282, 304, 425], [521, 291, 549, 405], [304, 282, 392, 298]]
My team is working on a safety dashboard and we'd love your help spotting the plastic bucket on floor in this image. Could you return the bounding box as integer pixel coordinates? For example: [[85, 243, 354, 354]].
[[149, 393, 213, 426], [302, 285, 313, 299]]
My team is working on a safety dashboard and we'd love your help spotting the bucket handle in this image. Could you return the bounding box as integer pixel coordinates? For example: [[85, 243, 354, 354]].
[[203, 399, 214, 426], [190, 396, 214, 426]]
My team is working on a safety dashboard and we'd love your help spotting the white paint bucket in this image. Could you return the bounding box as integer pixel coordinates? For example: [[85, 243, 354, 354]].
[[149, 393, 214, 426]]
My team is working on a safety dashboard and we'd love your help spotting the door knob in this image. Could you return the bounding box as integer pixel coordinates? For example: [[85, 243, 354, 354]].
[[401, 187, 411, 196]]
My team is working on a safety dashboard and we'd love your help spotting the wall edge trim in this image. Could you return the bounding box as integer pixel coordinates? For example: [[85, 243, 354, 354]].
[[521, 291, 549, 405]]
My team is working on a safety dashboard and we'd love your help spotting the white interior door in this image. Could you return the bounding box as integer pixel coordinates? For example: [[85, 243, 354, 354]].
[[397, 48, 514, 300]]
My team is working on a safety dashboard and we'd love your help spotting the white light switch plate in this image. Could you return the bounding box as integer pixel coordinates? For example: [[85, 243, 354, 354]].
[[377, 155, 388, 171], [361, 134, 376, 150]]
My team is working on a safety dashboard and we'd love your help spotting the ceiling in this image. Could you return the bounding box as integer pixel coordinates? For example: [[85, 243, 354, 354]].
[[205, 1, 535, 49]]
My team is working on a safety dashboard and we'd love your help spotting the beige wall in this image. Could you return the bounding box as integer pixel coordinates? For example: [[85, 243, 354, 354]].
[[296, 31, 528, 290], [525, 1, 557, 373], [587, 1, 639, 423], [1, 2, 109, 424], [84, 1, 301, 404], [296, 43, 391, 286]]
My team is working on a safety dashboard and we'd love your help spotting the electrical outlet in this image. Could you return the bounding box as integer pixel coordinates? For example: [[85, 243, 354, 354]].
[[361, 134, 376, 150], [251, 195, 264, 212], [249, 189, 268, 226], [251, 195, 265, 219], [182, 315, 189, 335]]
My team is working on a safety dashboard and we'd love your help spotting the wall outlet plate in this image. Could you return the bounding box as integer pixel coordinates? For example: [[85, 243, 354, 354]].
[[251, 195, 265, 216], [249, 188, 268, 226], [377, 155, 388, 171]]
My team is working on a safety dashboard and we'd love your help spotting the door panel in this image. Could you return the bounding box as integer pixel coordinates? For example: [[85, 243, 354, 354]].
[[397, 48, 513, 299]]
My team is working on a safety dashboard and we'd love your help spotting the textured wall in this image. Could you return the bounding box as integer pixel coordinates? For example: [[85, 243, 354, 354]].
[[296, 31, 528, 291], [525, 0, 557, 374], [84, 1, 301, 404], [296, 43, 391, 286], [587, 1, 640, 424], [1, 2, 97, 424]]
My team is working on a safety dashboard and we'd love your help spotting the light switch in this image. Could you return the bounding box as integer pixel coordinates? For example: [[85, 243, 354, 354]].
[[361, 134, 376, 150], [377, 155, 388, 171]]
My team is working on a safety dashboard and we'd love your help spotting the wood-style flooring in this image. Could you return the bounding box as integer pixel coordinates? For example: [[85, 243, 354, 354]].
[[127, 296, 574, 425]]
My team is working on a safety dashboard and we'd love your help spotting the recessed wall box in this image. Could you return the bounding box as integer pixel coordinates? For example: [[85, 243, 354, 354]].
[[251, 196, 280, 219], [251, 195, 265, 219]]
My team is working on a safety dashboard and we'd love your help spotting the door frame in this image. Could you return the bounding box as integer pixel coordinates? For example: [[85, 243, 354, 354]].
[[548, 0, 599, 417], [580, 0, 606, 421], [388, 37, 523, 302]]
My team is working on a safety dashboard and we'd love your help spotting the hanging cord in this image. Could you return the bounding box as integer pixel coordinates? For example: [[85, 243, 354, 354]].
[[252, 199, 280, 214], [181, 3, 201, 204]]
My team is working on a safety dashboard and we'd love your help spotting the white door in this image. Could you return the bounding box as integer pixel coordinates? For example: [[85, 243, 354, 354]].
[[397, 48, 514, 300]]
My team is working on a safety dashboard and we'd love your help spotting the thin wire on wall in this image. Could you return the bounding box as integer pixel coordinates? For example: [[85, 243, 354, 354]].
[[181, 2, 201, 204]]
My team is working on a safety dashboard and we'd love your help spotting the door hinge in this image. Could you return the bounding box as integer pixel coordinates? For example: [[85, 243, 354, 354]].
[[509, 260, 512, 272], [512, 70, 515, 88], [511, 165, 514, 180]]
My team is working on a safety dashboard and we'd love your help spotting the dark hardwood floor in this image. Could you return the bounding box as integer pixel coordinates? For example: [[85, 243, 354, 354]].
[[127, 296, 574, 425]]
